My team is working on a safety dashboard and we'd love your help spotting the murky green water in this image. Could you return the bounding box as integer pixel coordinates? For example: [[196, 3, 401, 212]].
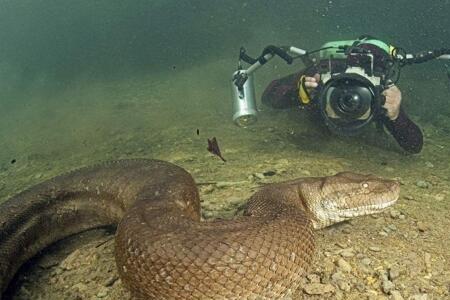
[[0, 1, 449, 299]]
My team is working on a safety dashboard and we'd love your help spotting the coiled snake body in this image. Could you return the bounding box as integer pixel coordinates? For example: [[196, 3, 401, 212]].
[[0, 159, 399, 299]]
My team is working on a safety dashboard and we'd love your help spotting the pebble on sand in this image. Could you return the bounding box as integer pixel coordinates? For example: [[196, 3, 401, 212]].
[[303, 283, 335, 295]]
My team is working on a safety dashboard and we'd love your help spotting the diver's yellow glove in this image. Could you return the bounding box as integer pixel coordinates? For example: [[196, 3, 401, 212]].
[[297, 74, 319, 105]]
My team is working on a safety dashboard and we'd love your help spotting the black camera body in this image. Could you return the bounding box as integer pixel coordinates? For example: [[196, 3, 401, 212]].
[[315, 42, 390, 135]]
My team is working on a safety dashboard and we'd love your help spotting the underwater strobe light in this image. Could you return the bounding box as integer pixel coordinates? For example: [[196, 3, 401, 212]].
[[230, 45, 305, 127], [231, 70, 257, 127]]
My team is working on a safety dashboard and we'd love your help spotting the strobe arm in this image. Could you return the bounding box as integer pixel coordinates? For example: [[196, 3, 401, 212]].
[[239, 45, 293, 66], [234, 45, 307, 89], [396, 48, 450, 65]]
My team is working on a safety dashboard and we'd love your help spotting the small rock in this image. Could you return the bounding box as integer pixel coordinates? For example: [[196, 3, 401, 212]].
[[277, 168, 286, 174], [433, 193, 445, 201], [381, 279, 395, 294], [404, 195, 414, 201], [384, 166, 395, 172], [327, 169, 337, 175], [424, 252, 432, 273], [72, 283, 88, 292], [336, 258, 352, 273], [254, 173, 265, 180], [201, 210, 215, 219], [387, 224, 397, 231], [369, 246, 382, 252], [341, 227, 352, 234], [303, 283, 335, 295], [417, 221, 429, 232], [366, 276, 378, 286], [390, 290, 404, 300], [301, 170, 311, 176], [97, 289, 108, 298], [385, 166, 395, 172], [339, 248, 355, 258], [415, 180, 430, 189], [361, 257, 372, 266], [337, 280, 351, 291], [355, 282, 366, 292], [390, 209, 401, 219], [53, 267, 64, 276], [201, 185, 215, 194], [331, 272, 344, 282], [103, 275, 119, 287], [424, 161, 434, 168], [306, 273, 321, 283], [336, 242, 348, 249], [226, 196, 243, 206], [409, 294, 428, 300], [388, 266, 401, 280]]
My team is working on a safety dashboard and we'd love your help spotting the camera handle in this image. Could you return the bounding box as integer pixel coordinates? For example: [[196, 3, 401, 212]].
[[373, 81, 394, 129]]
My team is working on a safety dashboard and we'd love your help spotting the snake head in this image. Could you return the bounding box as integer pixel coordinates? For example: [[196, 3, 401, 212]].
[[302, 172, 400, 229]]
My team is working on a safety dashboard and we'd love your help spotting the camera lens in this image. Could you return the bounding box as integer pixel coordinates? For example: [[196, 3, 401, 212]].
[[339, 93, 361, 112], [329, 82, 372, 119], [319, 73, 378, 136]]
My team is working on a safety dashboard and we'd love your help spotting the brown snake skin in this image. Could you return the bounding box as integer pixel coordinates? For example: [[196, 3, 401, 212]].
[[0, 159, 400, 299]]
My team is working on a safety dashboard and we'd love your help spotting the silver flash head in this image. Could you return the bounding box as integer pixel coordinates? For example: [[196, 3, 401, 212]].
[[231, 70, 258, 127]]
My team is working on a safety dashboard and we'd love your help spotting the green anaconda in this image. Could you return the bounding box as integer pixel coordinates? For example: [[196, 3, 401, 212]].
[[0, 159, 400, 299]]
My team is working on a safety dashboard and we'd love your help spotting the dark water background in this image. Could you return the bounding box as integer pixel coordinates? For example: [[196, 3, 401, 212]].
[[1, 1, 448, 94], [0, 0, 449, 172]]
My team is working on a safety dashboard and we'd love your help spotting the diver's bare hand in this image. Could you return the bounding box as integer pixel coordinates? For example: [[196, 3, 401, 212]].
[[304, 74, 321, 88], [382, 85, 401, 120]]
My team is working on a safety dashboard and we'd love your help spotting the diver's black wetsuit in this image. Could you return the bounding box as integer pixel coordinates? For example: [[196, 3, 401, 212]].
[[262, 69, 423, 154]]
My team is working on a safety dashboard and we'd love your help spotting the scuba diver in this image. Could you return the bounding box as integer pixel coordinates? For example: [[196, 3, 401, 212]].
[[261, 42, 423, 153], [231, 37, 450, 154]]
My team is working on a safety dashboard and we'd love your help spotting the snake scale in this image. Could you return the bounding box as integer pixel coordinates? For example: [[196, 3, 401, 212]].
[[0, 159, 399, 299]]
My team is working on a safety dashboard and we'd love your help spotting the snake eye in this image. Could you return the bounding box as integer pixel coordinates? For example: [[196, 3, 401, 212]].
[[362, 182, 369, 188]]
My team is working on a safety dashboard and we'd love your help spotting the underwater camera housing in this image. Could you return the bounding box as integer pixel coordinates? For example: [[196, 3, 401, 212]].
[[316, 39, 388, 135]]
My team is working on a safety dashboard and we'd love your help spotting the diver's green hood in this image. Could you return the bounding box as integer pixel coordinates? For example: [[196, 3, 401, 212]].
[[319, 38, 392, 60]]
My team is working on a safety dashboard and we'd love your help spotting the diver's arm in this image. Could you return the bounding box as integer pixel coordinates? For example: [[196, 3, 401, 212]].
[[261, 62, 322, 108], [261, 71, 304, 109], [384, 109, 423, 153]]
